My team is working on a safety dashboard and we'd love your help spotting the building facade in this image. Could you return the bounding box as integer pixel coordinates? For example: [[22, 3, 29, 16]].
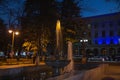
[[73, 12, 120, 57]]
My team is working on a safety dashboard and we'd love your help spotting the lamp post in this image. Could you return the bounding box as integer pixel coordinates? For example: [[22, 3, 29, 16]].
[[8, 30, 19, 53], [80, 39, 88, 63], [80, 39, 88, 56]]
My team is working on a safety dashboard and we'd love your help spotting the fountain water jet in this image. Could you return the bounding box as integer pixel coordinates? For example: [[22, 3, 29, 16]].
[[55, 20, 63, 58], [45, 20, 70, 76]]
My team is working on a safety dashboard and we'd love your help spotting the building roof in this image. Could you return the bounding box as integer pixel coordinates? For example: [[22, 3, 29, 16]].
[[83, 12, 120, 23], [84, 12, 120, 18]]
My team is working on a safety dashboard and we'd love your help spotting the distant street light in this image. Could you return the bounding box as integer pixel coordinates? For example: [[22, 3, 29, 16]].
[[80, 39, 88, 64], [80, 39, 88, 43], [8, 30, 19, 53], [80, 39, 88, 55]]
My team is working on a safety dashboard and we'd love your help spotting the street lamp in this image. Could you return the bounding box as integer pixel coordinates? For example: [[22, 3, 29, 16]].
[[80, 39, 88, 43], [8, 30, 19, 53], [80, 39, 88, 55], [80, 39, 88, 63]]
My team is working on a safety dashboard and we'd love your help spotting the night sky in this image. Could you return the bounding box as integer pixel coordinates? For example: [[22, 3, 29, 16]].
[[81, 0, 119, 17], [0, 0, 119, 23]]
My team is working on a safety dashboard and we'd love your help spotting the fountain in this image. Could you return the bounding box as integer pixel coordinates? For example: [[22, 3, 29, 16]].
[[45, 20, 71, 76]]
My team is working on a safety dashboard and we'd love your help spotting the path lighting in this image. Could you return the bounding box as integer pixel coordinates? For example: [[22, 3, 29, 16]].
[[8, 30, 19, 53]]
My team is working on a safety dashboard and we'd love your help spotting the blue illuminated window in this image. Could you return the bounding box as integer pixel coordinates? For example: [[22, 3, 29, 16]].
[[98, 39, 103, 45], [106, 39, 110, 45], [113, 39, 118, 44]]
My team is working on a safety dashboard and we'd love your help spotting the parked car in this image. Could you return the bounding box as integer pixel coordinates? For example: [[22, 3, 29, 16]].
[[87, 56, 104, 62], [115, 56, 120, 61]]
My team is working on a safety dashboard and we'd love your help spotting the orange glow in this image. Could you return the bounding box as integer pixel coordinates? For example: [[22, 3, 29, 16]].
[[8, 30, 13, 33], [56, 20, 61, 30], [15, 32, 19, 35]]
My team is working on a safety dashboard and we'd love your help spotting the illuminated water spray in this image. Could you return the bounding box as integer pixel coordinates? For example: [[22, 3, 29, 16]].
[[56, 20, 74, 72], [45, 20, 71, 77], [56, 20, 63, 57]]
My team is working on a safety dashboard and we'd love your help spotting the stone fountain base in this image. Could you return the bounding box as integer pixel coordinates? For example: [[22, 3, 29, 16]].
[[45, 59, 70, 76]]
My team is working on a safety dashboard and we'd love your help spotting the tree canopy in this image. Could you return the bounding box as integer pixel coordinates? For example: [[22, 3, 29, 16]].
[[0, 0, 84, 54], [21, 0, 84, 54]]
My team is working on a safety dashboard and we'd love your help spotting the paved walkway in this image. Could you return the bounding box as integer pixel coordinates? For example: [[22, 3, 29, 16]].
[[64, 64, 120, 80], [0, 62, 45, 69], [47, 64, 120, 80], [0, 62, 120, 80]]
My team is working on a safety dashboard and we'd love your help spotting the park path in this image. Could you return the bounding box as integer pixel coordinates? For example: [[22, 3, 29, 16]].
[[0, 62, 45, 69], [64, 64, 120, 80], [47, 64, 120, 80]]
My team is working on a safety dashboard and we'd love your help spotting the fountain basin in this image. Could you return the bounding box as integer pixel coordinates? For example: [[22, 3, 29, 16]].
[[45, 60, 71, 68], [45, 59, 71, 76]]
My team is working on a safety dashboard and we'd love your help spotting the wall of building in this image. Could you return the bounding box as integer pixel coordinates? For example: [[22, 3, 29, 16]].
[[73, 12, 120, 58]]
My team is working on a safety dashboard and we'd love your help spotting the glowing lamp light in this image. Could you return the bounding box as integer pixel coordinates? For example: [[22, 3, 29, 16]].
[[8, 30, 13, 33], [80, 39, 88, 42], [15, 32, 19, 35], [8, 30, 19, 53]]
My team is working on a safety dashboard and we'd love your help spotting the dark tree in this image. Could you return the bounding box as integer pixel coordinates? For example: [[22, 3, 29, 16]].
[[21, 0, 59, 54], [21, 0, 86, 57], [59, 0, 83, 43], [0, 0, 25, 29], [61, 0, 80, 19], [0, 19, 7, 53], [0, 0, 26, 55]]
